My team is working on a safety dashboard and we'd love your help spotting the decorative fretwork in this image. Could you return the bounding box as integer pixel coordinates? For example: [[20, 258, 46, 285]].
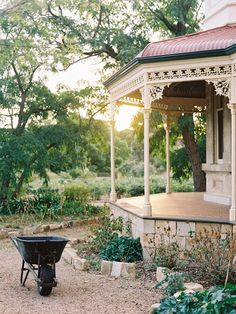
[[118, 96, 143, 106], [139, 84, 171, 104], [206, 79, 231, 98], [150, 84, 171, 101], [148, 65, 232, 82], [110, 74, 144, 101], [153, 102, 206, 113]]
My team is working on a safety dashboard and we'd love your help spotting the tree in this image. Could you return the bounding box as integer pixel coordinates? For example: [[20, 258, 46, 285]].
[[0, 1, 110, 200], [134, 0, 206, 191], [45, 0, 149, 68]]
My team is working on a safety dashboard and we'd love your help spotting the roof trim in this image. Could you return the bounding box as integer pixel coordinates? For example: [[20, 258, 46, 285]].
[[104, 44, 236, 88]]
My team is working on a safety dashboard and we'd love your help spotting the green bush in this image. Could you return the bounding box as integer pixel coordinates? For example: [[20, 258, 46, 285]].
[[62, 200, 103, 218], [99, 236, 143, 262], [64, 184, 90, 203], [86, 216, 124, 253], [156, 270, 186, 296], [154, 284, 236, 314]]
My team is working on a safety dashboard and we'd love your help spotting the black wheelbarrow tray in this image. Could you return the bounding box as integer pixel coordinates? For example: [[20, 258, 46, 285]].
[[12, 236, 69, 296]]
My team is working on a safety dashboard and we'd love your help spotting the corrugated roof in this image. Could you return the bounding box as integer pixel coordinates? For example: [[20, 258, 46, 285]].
[[139, 24, 236, 57], [104, 24, 236, 87]]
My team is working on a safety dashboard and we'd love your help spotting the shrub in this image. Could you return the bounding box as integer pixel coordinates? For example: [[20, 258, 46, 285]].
[[99, 236, 143, 262], [155, 238, 182, 269], [156, 270, 186, 296], [62, 200, 103, 218], [64, 184, 90, 204], [87, 216, 124, 253], [154, 284, 236, 314], [184, 231, 236, 285]]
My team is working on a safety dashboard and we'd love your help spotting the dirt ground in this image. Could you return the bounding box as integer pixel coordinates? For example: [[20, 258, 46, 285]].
[[0, 226, 161, 314]]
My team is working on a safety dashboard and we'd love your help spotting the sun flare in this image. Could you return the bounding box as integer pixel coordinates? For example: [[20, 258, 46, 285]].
[[115, 105, 140, 131]]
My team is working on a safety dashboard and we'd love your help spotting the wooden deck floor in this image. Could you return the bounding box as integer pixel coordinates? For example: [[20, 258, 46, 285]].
[[115, 192, 230, 223]]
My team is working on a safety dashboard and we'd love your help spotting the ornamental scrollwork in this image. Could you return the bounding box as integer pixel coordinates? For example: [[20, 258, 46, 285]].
[[206, 79, 231, 98], [148, 65, 232, 82], [139, 83, 171, 103], [150, 84, 171, 101]]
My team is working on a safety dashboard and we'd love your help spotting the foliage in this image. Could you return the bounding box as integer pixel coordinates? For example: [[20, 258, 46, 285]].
[[87, 216, 124, 253], [0, 187, 105, 220], [135, 0, 204, 38], [153, 227, 236, 286], [64, 184, 90, 204], [184, 232, 236, 285], [156, 270, 186, 296], [154, 284, 236, 314], [99, 236, 143, 262], [155, 238, 181, 269]]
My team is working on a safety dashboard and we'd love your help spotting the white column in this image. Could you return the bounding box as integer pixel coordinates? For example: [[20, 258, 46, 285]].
[[143, 107, 152, 215], [228, 103, 236, 221], [110, 102, 117, 202], [164, 118, 171, 194]]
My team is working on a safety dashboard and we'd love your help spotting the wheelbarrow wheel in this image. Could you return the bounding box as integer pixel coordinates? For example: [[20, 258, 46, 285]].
[[38, 265, 54, 296]]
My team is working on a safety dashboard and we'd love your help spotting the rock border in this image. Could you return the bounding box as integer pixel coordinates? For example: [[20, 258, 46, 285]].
[[101, 260, 136, 279], [0, 216, 100, 240]]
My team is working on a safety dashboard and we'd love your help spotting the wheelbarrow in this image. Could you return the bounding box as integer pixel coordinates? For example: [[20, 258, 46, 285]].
[[12, 236, 69, 296]]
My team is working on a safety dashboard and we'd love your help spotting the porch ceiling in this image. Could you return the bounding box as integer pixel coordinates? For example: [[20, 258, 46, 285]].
[[118, 80, 207, 114], [114, 192, 230, 223]]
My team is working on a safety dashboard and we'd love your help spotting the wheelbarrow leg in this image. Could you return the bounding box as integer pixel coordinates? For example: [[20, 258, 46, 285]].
[[20, 260, 30, 286]]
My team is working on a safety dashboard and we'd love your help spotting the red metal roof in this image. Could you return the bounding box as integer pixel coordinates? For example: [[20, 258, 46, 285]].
[[139, 24, 236, 57]]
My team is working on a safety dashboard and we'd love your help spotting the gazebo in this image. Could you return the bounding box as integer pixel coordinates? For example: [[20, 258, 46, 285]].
[[104, 0, 236, 259]]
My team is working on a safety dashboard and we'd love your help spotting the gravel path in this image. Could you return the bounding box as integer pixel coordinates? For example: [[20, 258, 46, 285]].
[[0, 227, 161, 314]]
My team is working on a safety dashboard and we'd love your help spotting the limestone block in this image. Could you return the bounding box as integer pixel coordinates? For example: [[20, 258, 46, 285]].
[[156, 267, 168, 283], [73, 257, 89, 271], [150, 303, 161, 314], [121, 262, 136, 279], [62, 248, 78, 264], [233, 225, 236, 235], [142, 247, 156, 262], [221, 224, 232, 235], [8, 230, 21, 237], [155, 234, 167, 246], [101, 260, 112, 276], [174, 291, 184, 299], [184, 282, 204, 292], [175, 236, 186, 250], [23, 227, 34, 235], [177, 222, 195, 237], [143, 220, 155, 233], [60, 221, 73, 229], [0, 230, 9, 239], [156, 220, 177, 235], [69, 238, 81, 246], [33, 224, 45, 234], [111, 261, 122, 277], [196, 223, 220, 238], [42, 224, 50, 232], [49, 223, 62, 231], [142, 233, 155, 248]]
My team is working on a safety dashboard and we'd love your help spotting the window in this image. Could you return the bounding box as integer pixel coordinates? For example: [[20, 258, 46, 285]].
[[217, 108, 224, 161]]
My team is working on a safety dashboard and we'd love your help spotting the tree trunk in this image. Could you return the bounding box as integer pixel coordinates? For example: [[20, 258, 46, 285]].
[[181, 115, 206, 192]]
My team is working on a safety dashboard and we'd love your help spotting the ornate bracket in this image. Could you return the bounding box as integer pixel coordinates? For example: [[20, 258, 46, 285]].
[[139, 83, 171, 104], [150, 84, 171, 101], [206, 79, 231, 98]]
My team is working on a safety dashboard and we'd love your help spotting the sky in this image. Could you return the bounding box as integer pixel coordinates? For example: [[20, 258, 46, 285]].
[[46, 60, 139, 131]]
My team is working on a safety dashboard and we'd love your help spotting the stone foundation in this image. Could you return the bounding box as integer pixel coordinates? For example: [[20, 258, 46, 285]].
[[110, 203, 234, 261]]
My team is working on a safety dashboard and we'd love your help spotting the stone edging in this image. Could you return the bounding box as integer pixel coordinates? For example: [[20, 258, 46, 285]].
[[0, 217, 100, 240], [62, 247, 89, 271], [101, 260, 136, 278]]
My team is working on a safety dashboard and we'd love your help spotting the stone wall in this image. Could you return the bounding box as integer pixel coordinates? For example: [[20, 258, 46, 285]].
[[110, 203, 234, 261]]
